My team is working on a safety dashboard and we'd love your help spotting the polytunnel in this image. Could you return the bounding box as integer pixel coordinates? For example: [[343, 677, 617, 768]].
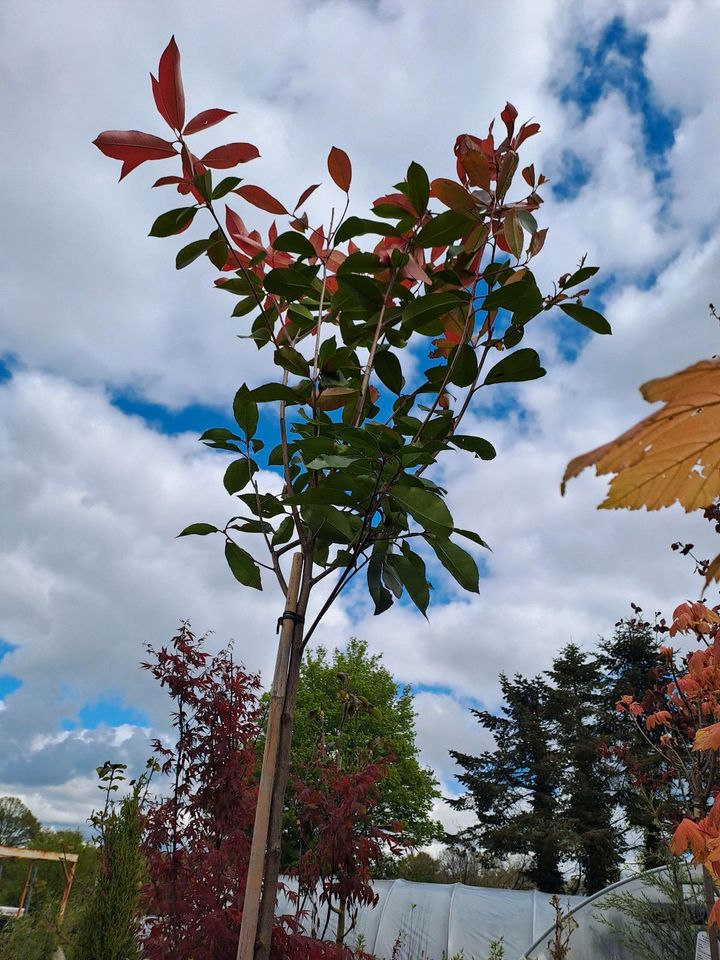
[[276, 878, 585, 959], [522, 864, 706, 960]]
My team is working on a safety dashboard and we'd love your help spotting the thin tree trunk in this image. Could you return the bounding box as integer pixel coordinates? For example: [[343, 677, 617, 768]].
[[237, 553, 303, 960], [255, 624, 306, 960]]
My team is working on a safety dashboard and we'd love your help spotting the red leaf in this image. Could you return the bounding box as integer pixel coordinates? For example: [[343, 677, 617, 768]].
[[328, 146, 352, 192], [201, 142, 260, 169], [183, 109, 236, 136], [225, 206, 249, 246], [151, 75, 174, 130], [514, 121, 541, 149], [93, 130, 177, 179], [294, 183, 321, 211], [157, 36, 185, 131], [501, 101, 518, 139], [153, 175, 185, 187], [233, 185, 288, 215]]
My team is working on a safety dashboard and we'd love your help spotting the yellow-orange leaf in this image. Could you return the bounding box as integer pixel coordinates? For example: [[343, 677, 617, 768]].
[[693, 722, 720, 752], [670, 817, 706, 857], [562, 358, 720, 512]]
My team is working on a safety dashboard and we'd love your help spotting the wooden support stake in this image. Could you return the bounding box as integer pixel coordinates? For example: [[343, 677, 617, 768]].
[[237, 553, 303, 960], [59, 859, 77, 923]]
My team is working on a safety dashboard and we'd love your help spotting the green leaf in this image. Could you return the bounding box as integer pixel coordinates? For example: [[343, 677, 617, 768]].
[[484, 348, 546, 385], [387, 550, 430, 616], [224, 541, 262, 590], [303, 504, 357, 543], [403, 292, 466, 328], [482, 275, 543, 318], [207, 239, 229, 269], [374, 350, 404, 394], [223, 458, 257, 495], [455, 528, 491, 550], [233, 384, 258, 438], [264, 265, 317, 299], [177, 523, 218, 537], [212, 176, 242, 199], [503, 324, 524, 349], [406, 161, 430, 216], [149, 207, 198, 238], [560, 302, 611, 335], [337, 252, 384, 276], [368, 554, 393, 615], [232, 296, 257, 317], [414, 211, 471, 247], [561, 265, 599, 289], [275, 346, 310, 377], [176, 238, 211, 270], [272, 230, 317, 259], [337, 274, 384, 309], [305, 453, 359, 469], [334, 217, 400, 244], [448, 435, 496, 459], [200, 427, 241, 442], [390, 485, 453, 536], [503, 209, 524, 259], [251, 383, 302, 403], [427, 537, 479, 593], [272, 516, 295, 547], [449, 344, 477, 388]]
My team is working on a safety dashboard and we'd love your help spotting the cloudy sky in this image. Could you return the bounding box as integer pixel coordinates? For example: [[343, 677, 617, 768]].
[[1, 0, 719, 835]]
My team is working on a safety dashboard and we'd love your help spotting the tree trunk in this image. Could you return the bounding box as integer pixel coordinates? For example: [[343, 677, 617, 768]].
[[237, 554, 303, 960], [255, 631, 305, 960]]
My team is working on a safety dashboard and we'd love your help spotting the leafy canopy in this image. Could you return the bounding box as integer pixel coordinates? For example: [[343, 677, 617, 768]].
[[94, 37, 611, 630]]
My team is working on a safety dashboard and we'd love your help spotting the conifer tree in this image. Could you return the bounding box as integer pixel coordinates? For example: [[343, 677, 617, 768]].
[[449, 674, 566, 892], [597, 610, 668, 868], [545, 643, 623, 893]]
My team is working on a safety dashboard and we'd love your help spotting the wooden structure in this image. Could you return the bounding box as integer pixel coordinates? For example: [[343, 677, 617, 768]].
[[0, 845, 79, 921]]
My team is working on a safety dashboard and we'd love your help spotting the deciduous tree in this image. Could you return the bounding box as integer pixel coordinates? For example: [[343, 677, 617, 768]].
[[94, 37, 610, 960]]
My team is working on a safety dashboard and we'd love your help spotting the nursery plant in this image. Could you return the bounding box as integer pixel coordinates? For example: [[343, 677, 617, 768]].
[[94, 37, 610, 960]]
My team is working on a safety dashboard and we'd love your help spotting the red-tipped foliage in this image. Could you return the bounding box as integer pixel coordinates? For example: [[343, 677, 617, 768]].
[[141, 625, 262, 960]]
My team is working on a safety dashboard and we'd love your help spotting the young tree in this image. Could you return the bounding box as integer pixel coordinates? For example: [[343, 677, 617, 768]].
[[288, 638, 439, 858], [94, 37, 610, 960], [449, 674, 566, 892], [71, 762, 148, 960], [141, 625, 262, 960]]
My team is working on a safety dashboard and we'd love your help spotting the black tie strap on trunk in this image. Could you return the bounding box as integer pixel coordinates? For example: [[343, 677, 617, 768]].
[[276, 611, 306, 634]]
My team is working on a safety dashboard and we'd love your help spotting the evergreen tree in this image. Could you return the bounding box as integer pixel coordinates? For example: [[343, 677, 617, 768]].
[[449, 674, 566, 892], [545, 643, 623, 893], [597, 609, 668, 868]]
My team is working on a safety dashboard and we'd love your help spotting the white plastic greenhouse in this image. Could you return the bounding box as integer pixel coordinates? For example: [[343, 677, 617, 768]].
[[277, 878, 585, 960], [279, 866, 708, 959], [522, 864, 705, 960]]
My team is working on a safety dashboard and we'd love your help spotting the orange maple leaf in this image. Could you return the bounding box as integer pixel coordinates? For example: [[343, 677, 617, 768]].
[[562, 358, 720, 583], [670, 817, 707, 858], [694, 722, 720, 752]]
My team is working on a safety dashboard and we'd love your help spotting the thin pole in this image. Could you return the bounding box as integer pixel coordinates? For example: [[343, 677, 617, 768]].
[[237, 553, 303, 960], [59, 859, 77, 923]]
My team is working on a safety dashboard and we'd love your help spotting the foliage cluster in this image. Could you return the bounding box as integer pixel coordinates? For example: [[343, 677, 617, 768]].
[[450, 614, 664, 894]]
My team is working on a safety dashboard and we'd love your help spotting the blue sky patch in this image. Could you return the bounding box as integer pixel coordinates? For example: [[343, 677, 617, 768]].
[[62, 696, 150, 731], [560, 16, 678, 174]]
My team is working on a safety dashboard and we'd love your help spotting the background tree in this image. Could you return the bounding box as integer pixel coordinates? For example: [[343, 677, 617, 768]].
[[545, 643, 623, 893], [598, 608, 669, 868], [450, 673, 566, 892], [0, 796, 40, 847], [288, 638, 439, 860], [95, 37, 610, 960]]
